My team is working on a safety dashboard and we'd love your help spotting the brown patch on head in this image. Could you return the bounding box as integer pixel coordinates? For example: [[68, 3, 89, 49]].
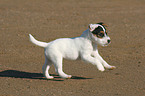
[[102, 23, 108, 27], [105, 30, 108, 35], [100, 31, 104, 34]]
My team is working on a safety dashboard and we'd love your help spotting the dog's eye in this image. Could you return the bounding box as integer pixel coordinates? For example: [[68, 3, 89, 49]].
[[97, 33, 104, 38]]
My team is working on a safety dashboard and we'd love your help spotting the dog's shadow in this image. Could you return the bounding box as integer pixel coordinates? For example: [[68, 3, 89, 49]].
[[0, 70, 92, 81]]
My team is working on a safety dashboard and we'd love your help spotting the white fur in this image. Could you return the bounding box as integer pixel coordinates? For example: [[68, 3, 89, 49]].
[[29, 24, 116, 79]]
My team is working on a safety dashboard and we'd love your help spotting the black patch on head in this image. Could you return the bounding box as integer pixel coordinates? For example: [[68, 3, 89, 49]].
[[97, 22, 104, 25], [96, 22, 108, 35], [92, 26, 105, 38]]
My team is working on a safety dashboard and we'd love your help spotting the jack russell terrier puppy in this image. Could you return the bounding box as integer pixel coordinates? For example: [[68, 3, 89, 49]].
[[29, 22, 116, 79]]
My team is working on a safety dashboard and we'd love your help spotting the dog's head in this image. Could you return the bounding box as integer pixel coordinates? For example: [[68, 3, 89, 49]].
[[88, 22, 111, 46]]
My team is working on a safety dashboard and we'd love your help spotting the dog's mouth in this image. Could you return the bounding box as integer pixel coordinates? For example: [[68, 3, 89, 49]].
[[103, 44, 109, 47], [102, 42, 111, 47]]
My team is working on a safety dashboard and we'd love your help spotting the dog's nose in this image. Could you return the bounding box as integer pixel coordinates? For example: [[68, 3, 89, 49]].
[[107, 39, 111, 43]]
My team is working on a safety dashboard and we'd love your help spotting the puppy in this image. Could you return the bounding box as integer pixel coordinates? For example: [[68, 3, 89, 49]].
[[29, 22, 116, 79]]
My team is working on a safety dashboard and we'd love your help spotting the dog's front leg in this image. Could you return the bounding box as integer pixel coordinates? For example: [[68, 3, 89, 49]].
[[92, 51, 116, 70], [81, 54, 105, 71]]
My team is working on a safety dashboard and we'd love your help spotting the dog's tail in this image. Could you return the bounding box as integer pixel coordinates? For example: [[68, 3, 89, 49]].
[[29, 34, 48, 48]]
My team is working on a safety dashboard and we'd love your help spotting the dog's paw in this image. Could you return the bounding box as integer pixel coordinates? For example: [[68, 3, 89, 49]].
[[105, 65, 116, 70], [109, 66, 116, 70], [67, 75, 72, 79], [98, 68, 105, 72], [61, 75, 72, 79], [97, 65, 105, 72], [46, 76, 54, 79]]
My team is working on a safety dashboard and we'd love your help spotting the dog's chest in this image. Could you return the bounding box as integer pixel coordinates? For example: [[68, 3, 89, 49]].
[[63, 48, 79, 60]]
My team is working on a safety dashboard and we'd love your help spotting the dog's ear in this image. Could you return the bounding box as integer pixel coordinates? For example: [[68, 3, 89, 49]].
[[97, 22, 108, 27], [88, 24, 99, 31]]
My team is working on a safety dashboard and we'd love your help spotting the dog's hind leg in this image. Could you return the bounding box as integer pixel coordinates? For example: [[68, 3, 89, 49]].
[[53, 57, 72, 79], [42, 57, 54, 79]]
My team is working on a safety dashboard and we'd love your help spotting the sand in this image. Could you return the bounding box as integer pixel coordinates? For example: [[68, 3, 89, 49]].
[[0, 0, 145, 96]]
